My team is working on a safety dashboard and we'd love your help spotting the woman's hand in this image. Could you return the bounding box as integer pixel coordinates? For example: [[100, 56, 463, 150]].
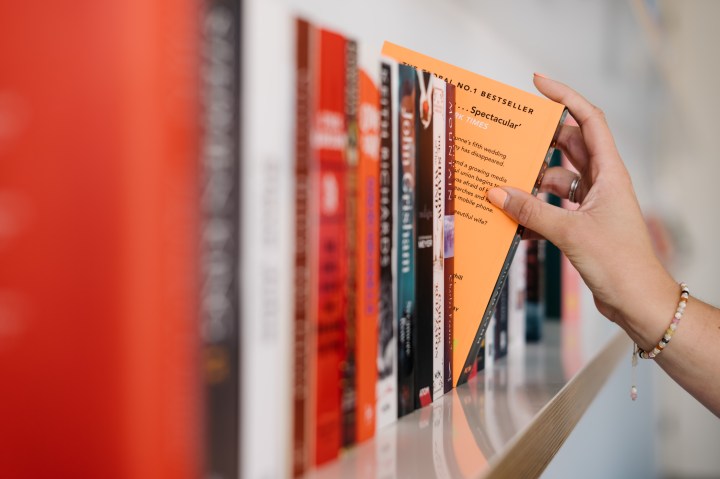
[[487, 74, 677, 349], [487, 74, 720, 417]]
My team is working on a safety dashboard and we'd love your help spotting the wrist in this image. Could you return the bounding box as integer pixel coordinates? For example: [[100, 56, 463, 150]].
[[613, 264, 680, 351]]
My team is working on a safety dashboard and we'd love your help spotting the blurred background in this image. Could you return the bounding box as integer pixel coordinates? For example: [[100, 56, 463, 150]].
[[1, 0, 718, 478]]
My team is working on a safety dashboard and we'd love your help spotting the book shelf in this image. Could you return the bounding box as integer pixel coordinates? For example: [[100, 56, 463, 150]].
[[240, 1, 663, 477], [306, 322, 629, 479], [2, 1, 668, 478]]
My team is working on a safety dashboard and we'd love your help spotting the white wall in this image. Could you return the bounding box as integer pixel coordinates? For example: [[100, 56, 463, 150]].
[[653, 1, 720, 477]]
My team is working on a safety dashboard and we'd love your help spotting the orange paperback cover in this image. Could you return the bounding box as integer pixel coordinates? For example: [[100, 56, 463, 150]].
[[381, 42, 566, 386], [355, 69, 380, 443]]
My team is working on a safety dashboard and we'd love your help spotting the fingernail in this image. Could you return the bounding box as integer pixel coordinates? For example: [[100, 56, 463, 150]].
[[533, 72, 549, 79], [487, 188, 508, 209]]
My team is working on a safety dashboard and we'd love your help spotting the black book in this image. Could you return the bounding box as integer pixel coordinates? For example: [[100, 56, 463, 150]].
[[414, 69, 435, 409], [526, 239, 546, 342], [200, 0, 241, 477], [377, 59, 397, 428], [396, 63, 417, 417], [494, 280, 509, 359], [544, 150, 563, 320]]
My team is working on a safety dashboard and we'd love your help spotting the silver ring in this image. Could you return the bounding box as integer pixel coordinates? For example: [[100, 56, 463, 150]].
[[569, 175, 581, 203]]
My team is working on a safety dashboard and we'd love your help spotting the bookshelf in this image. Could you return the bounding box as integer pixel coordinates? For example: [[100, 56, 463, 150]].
[[1, 1, 666, 478], [305, 322, 629, 479], [239, 1, 663, 478]]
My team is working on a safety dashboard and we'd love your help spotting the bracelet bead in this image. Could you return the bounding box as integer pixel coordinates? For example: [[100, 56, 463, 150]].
[[632, 282, 689, 399], [637, 282, 688, 360]]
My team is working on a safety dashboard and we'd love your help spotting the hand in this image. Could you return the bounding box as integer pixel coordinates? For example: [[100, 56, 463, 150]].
[[487, 74, 677, 348], [487, 75, 720, 417]]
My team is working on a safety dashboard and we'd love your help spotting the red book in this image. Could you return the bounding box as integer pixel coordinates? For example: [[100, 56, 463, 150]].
[[0, 2, 201, 478], [355, 69, 380, 443], [444, 82, 456, 394], [293, 17, 313, 477], [307, 28, 348, 466]]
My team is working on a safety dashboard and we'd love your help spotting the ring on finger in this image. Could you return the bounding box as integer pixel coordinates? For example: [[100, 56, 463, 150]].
[[569, 175, 581, 203]]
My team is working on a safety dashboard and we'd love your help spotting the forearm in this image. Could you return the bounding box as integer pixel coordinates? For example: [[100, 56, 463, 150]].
[[654, 296, 720, 417], [618, 274, 720, 417]]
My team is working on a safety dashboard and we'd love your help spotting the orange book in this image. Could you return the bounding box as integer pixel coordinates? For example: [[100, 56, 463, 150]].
[[355, 69, 380, 443], [0, 2, 201, 478], [381, 42, 566, 386]]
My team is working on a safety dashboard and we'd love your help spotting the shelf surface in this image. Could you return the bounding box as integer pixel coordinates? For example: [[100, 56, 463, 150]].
[[306, 321, 629, 479]]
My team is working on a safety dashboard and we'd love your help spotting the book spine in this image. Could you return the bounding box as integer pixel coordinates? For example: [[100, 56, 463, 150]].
[[507, 240, 527, 356], [414, 69, 434, 410], [475, 336, 486, 373], [494, 280, 509, 359], [127, 4, 204, 472], [525, 239, 545, 342], [342, 38, 359, 448], [292, 17, 312, 477], [355, 69, 380, 443], [1, 2, 203, 477], [544, 150, 564, 320], [443, 83, 456, 394], [396, 63, 417, 418], [309, 28, 348, 466], [484, 314, 496, 372], [240, 2, 294, 477], [431, 77, 446, 401], [201, 1, 241, 478], [376, 59, 398, 429], [127, 2, 204, 476]]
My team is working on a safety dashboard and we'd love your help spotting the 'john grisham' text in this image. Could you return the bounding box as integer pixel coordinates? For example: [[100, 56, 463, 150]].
[[399, 106, 414, 275]]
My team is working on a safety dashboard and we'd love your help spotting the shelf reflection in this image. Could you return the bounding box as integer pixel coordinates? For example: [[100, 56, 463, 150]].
[[307, 322, 586, 479]]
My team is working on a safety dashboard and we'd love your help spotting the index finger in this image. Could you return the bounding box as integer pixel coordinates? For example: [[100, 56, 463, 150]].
[[534, 74, 621, 173]]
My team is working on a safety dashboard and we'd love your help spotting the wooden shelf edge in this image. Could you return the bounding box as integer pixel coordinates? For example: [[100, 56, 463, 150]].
[[481, 330, 630, 479]]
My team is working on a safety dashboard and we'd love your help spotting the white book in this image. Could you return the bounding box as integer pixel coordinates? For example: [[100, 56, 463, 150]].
[[431, 76, 446, 401], [376, 57, 398, 429], [507, 240, 527, 357], [240, 1, 293, 477]]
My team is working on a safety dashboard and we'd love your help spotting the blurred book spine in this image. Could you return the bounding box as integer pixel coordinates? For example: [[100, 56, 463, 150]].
[[396, 63, 417, 418], [200, 0, 241, 478], [355, 69, 381, 444], [0, 1, 203, 477], [376, 58, 399, 429]]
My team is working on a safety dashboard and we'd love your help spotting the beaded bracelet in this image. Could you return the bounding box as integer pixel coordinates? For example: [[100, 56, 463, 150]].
[[631, 282, 689, 401]]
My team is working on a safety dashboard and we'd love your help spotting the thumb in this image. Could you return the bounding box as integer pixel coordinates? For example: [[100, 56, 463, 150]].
[[487, 186, 570, 248]]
